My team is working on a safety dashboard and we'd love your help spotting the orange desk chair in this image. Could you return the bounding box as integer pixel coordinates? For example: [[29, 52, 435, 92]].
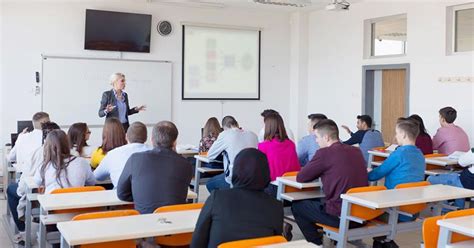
[[395, 181, 431, 217], [154, 203, 204, 247], [50, 186, 106, 214], [316, 186, 387, 241], [422, 208, 474, 248], [72, 210, 140, 248], [218, 235, 287, 248]]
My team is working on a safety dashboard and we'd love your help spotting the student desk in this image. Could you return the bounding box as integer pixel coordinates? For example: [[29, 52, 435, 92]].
[[334, 185, 474, 248], [177, 148, 199, 158], [57, 209, 201, 248], [367, 150, 460, 176], [437, 215, 474, 247], [192, 155, 223, 202], [275, 176, 324, 201], [260, 239, 318, 247], [36, 189, 197, 248]]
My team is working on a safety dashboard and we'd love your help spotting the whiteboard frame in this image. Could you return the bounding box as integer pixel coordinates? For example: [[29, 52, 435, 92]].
[[41, 54, 173, 128]]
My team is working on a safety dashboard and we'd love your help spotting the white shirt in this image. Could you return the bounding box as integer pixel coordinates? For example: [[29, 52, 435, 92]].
[[17, 146, 44, 197], [459, 149, 474, 174], [8, 129, 43, 173], [258, 127, 295, 143], [34, 156, 96, 194], [207, 128, 258, 184], [93, 143, 152, 187]]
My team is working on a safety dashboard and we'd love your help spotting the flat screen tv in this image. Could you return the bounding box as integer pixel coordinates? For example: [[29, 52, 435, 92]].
[[85, 9, 152, 53]]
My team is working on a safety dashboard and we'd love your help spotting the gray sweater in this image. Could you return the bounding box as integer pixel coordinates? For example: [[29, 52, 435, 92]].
[[207, 128, 258, 184]]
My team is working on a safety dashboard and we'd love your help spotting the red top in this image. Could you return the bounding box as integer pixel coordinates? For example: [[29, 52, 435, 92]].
[[258, 138, 301, 181], [415, 133, 433, 155]]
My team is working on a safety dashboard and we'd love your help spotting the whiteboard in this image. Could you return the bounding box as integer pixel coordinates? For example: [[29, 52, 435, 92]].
[[41, 56, 172, 127]]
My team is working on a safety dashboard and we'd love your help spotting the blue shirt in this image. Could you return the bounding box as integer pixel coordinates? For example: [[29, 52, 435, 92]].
[[114, 90, 127, 124], [368, 145, 425, 189], [343, 130, 368, 145], [297, 134, 319, 166]]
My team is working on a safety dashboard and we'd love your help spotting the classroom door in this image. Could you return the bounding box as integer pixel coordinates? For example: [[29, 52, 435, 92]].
[[380, 69, 407, 142]]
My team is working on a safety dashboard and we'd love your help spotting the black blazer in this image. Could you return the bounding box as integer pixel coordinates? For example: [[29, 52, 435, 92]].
[[116, 147, 193, 214], [98, 89, 138, 123], [190, 189, 284, 248]]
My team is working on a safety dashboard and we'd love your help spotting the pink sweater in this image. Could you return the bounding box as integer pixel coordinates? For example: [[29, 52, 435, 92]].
[[432, 124, 470, 155], [258, 138, 301, 181]]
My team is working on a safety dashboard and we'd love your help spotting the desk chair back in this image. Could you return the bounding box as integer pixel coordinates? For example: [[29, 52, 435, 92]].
[[218, 235, 287, 248], [154, 203, 204, 246], [395, 181, 431, 214], [72, 210, 140, 248], [443, 209, 474, 244], [422, 216, 443, 248]]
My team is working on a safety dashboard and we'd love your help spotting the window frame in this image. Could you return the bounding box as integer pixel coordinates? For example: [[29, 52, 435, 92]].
[[446, 3, 474, 55], [364, 13, 408, 59]]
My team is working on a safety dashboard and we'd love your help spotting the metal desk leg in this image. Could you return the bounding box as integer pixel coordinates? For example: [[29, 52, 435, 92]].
[[25, 193, 32, 248], [39, 207, 47, 248], [276, 181, 284, 201], [437, 226, 452, 247], [337, 200, 351, 248], [387, 207, 399, 241], [60, 235, 71, 248], [193, 159, 202, 203]]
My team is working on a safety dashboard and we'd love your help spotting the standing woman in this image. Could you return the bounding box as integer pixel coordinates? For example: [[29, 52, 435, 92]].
[[98, 73, 146, 131], [90, 118, 127, 169], [68, 122, 95, 158]]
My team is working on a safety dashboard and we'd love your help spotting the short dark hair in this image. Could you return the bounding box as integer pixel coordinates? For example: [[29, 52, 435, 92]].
[[41, 122, 60, 144], [357, 115, 373, 128], [32, 112, 50, 129], [221, 116, 239, 129], [439, 107, 457, 123], [314, 119, 339, 140], [152, 121, 178, 149], [396, 119, 420, 141], [127, 122, 147, 144], [260, 109, 278, 118], [308, 113, 328, 129]]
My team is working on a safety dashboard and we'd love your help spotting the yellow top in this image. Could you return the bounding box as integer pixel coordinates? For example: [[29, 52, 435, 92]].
[[90, 147, 106, 169]]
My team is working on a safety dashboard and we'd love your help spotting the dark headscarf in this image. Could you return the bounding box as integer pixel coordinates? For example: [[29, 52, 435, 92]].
[[232, 148, 270, 190]]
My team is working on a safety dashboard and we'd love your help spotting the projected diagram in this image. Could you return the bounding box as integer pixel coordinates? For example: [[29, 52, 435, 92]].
[[183, 26, 260, 99]]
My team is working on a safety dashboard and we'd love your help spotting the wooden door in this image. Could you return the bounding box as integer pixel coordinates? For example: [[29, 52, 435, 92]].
[[381, 69, 406, 143]]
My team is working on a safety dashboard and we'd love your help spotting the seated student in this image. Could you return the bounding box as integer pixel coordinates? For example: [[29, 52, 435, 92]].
[[8, 112, 50, 171], [428, 148, 474, 209], [117, 121, 193, 214], [368, 118, 426, 189], [341, 114, 375, 145], [7, 121, 58, 243], [199, 117, 222, 153], [34, 130, 96, 194], [199, 117, 223, 169], [297, 113, 327, 166], [94, 122, 151, 187], [206, 116, 258, 192], [432, 106, 470, 155], [68, 122, 95, 158], [90, 117, 127, 169], [191, 148, 283, 248], [258, 113, 300, 195], [258, 109, 294, 142], [292, 119, 368, 247], [408, 114, 433, 155]]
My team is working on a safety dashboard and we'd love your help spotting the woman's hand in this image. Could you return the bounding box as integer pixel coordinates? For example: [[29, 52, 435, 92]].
[[106, 104, 115, 112], [135, 105, 146, 112]]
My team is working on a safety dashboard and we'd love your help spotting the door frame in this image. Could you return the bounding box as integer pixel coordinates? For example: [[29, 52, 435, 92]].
[[362, 63, 410, 119]]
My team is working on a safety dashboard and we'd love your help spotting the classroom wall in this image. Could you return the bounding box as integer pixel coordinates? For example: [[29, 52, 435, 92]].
[[307, 1, 474, 144], [0, 1, 292, 147]]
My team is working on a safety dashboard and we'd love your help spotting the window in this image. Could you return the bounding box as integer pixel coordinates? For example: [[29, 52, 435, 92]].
[[364, 14, 407, 58], [449, 4, 474, 53]]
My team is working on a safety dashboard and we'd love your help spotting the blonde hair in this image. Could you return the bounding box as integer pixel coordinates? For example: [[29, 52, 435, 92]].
[[110, 73, 125, 86]]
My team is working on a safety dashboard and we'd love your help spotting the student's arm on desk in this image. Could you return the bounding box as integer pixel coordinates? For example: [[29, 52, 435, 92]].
[[191, 191, 214, 248], [431, 129, 443, 151], [116, 157, 134, 201], [207, 132, 227, 160], [296, 153, 324, 183], [368, 152, 398, 181], [458, 149, 474, 167]]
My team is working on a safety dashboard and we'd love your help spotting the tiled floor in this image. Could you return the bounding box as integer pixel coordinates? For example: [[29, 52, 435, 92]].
[[0, 186, 423, 248]]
